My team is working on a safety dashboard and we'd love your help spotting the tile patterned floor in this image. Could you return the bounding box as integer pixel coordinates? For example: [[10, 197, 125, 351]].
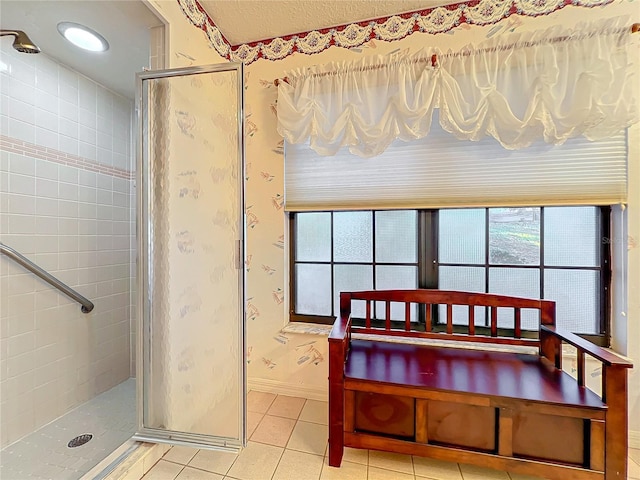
[[145, 391, 640, 480]]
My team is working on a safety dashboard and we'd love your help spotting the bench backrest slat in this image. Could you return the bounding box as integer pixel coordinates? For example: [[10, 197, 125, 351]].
[[491, 307, 498, 337], [577, 349, 585, 386], [341, 289, 556, 348], [365, 301, 371, 329], [469, 307, 475, 336], [385, 301, 391, 330], [404, 303, 411, 332]]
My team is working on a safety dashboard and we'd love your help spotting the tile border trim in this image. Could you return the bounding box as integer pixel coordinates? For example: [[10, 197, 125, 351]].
[[0, 135, 134, 179]]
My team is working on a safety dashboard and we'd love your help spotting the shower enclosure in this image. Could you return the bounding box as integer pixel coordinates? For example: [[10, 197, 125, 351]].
[[1, 23, 246, 476], [134, 63, 246, 449], [0, 35, 139, 478]]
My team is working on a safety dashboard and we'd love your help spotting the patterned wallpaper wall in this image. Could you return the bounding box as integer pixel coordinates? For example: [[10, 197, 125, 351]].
[[237, 0, 638, 395], [168, 0, 640, 430]]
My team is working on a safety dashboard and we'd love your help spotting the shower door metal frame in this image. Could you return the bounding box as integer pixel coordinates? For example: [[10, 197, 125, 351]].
[[134, 63, 246, 450]]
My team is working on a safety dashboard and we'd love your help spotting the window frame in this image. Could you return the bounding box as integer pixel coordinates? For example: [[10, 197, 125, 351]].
[[288, 206, 611, 346]]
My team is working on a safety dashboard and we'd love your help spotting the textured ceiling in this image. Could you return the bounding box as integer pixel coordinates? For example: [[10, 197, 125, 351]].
[[199, 0, 454, 45], [0, 0, 453, 99]]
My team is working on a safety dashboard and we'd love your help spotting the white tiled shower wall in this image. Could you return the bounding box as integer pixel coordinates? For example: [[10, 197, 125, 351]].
[[0, 42, 135, 448]]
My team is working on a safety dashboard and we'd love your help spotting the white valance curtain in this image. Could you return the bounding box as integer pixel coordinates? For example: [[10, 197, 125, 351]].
[[277, 17, 638, 158]]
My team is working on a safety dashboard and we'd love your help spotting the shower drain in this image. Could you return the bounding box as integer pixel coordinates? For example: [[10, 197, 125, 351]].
[[68, 434, 93, 448]]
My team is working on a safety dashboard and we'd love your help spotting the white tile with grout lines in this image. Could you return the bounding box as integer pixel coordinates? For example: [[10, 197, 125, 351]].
[[298, 400, 328, 425], [369, 465, 415, 480], [271, 449, 324, 480], [149, 393, 639, 480], [320, 458, 368, 480], [266, 395, 306, 419], [141, 459, 184, 479], [286, 421, 328, 456], [246, 411, 264, 438], [246, 391, 276, 414], [250, 415, 296, 447], [368, 450, 413, 475], [164, 446, 199, 465], [176, 466, 224, 479], [340, 446, 369, 466], [413, 456, 462, 480], [629, 455, 640, 480], [187, 449, 238, 476], [226, 441, 283, 480]]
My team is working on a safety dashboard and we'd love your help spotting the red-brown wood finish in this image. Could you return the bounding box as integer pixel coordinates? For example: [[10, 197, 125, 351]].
[[327, 289, 632, 480], [328, 293, 352, 467]]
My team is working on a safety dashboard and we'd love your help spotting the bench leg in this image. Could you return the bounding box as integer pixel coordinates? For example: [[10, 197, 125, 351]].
[[328, 423, 343, 467], [604, 366, 628, 480], [328, 381, 344, 466], [328, 341, 345, 467]]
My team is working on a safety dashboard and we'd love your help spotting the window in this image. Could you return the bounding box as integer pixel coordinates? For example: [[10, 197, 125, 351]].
[[285, 111, 624, 347], [290, 206, 610, 344]]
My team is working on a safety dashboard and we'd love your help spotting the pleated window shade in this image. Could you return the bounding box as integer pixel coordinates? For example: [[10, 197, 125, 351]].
[[284, 121, 628, 212]]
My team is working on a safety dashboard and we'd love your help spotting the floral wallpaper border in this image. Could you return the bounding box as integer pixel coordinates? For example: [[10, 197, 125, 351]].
[[177, 0, 612, 64]]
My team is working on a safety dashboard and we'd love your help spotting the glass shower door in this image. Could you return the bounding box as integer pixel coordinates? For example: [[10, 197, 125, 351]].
[[135, 63, 245, 449]]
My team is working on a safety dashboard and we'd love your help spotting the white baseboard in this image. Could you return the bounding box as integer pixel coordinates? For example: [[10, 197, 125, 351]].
[[630, 430, 640, 449], [247, 377, 328, 402]]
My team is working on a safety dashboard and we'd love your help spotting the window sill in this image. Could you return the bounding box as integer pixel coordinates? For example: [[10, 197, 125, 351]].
[[281, 322, 333, 336]]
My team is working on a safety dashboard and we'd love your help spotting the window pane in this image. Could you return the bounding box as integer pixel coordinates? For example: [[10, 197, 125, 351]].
[[295, 264, 331, 315], [296, 212, 331, 262], [489, 267, 540, 329], [334, 264, 373, 318], [334, 211, 373, 262], [438, 266, 486, 325], [544, 207, 599, 267], [545, 269, 599, 334], [489, 208, 540, 265], [439, 209, 485, 264], [375, 210, 417, 263], [375, 265, 418, 321]]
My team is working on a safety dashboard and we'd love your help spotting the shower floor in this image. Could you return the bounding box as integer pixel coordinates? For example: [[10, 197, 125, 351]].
[[0, 378, 136, 480]]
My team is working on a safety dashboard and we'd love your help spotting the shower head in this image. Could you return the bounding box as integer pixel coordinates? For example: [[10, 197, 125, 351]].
[[0, 30, 40, 54]]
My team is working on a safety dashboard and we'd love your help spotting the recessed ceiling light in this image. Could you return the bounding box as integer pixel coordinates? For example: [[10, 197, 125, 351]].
[[57, 22, 109, 52]]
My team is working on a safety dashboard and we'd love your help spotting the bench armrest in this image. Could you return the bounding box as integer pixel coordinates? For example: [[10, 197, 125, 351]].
[[329, 314, 351, 342], [541, 325, 632, 368]]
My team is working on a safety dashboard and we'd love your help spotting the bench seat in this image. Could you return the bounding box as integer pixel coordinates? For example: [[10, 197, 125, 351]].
[[345, 339, 606, 411]]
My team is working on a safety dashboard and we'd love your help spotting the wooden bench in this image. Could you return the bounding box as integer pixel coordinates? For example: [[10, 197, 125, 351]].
[[328, 289, 633, 480]]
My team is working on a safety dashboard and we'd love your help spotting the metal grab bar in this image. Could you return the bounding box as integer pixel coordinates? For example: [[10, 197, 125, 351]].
[[0, 242, 94, 313]]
